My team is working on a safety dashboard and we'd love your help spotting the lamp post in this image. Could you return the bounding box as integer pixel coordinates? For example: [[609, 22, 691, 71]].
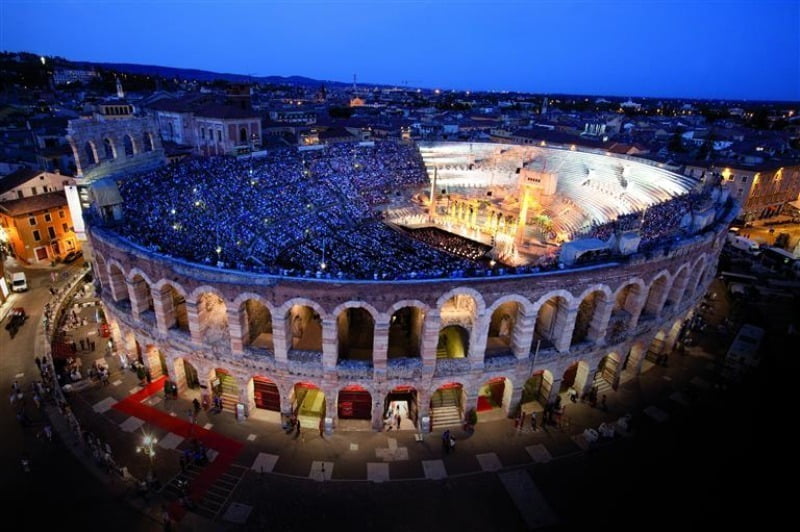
[[137, 431, 157, 486]]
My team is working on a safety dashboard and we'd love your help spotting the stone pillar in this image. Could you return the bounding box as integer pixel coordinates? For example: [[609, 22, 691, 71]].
[[144, 345, 163, 379], [153, 287, 175, 335], [511, 312, 535, 359], [108, 271, 128, 303], [668, 273, 690, 308], [186, 300, 202, 344], [628, 291, 647, 330], [322, 388, 335, 435], [462, 384, 479, 422], [470, 313, 489, 368], [228, 304, 246, 356], [504, 379, 519, 416], [172, 357, 187, 394], [420, 312, 440, 376], [127, 277, 150, 320], [273, 313, 289, 364], [553, 307, 577, 353], [576, 363, 593, 397], [418, 389, 432, 433], [321, 318, 338, 371], [588, 299, 613, 345], [547, 378, 562, 404], [238, 377, 253, 418], [371, 395, 384, 431], [372, 319, 390, 379], [280, 386, 294, 420]]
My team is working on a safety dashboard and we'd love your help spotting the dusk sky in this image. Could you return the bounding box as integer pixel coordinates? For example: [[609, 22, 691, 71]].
[[1, 0, 798, 101]]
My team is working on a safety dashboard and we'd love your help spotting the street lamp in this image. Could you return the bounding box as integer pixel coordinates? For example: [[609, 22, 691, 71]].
[[137, 432, 157, 484]]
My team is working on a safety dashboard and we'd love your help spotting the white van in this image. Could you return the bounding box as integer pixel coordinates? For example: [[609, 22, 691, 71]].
[[727, 234, 761, 255], [11, 272, 28, 292]]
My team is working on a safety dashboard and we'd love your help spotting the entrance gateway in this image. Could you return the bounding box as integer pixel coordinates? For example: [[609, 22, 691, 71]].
[[384, 386, 418, 430]]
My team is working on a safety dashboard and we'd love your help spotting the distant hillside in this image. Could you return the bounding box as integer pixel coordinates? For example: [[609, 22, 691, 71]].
[[77, 61, 353, 88]]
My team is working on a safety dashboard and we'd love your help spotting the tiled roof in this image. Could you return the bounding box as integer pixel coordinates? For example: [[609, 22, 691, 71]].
[[0, 190, 68, 217]]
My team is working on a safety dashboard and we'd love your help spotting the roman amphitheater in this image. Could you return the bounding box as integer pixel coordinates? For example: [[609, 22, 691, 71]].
[[88, 141, 736, 433]]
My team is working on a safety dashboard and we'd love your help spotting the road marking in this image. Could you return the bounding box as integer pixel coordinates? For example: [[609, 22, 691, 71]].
[[92, 397, 116, 414], [157, 432, 184, 450], [476, 452, 502, 471], [499, 469, 559, 529], [309, 461, 333, 481], [251, 453, 279, 473], [367, 462, 389, 482], [422, 459, 447, 480], [526, 444, 552, 463], [119, 416, 144, 432]]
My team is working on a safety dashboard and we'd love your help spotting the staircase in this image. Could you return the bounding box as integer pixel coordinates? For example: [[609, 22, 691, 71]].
[[592, 372, 613, 395], [431, 388, 462, 430], [218, 373, 239, 413]]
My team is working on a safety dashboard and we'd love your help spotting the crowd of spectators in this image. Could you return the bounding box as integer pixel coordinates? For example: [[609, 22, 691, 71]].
[[109, 141, 716, 281]]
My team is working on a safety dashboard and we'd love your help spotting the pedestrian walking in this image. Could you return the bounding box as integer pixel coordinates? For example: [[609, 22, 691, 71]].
[[79, 338, 86, 351], [34, 357, 42, 371], [442, 429, 451, 453], [395, 412, 402, 430], [295, 417, 302, 437], [601, 394, 608, 412], [530, 411, 537, 431]]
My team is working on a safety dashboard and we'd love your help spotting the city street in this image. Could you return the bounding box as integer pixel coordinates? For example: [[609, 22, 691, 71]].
[[0, 260, 161, 530]]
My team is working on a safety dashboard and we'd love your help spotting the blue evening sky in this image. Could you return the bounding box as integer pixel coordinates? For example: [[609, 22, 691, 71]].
[[1, 0, 798, 101]]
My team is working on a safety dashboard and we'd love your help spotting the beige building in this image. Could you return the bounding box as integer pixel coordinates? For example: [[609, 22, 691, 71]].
[[194, 104, 261, 156]]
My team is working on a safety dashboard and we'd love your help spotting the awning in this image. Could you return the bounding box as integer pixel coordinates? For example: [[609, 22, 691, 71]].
[[90, 178, 122, 207]]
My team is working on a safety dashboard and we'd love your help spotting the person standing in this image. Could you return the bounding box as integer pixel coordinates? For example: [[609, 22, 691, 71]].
[[530, 411, 537, 432], [395, 412, 402, 430], [442, 429, 451, 453]]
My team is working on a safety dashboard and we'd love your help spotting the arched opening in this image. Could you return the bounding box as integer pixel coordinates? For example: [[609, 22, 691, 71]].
[[84, 141, 97, 165], [687, 261, 707, 300], [431, 383, 463, 430], [388, 306, 423, 359], [164, 285, 189, 332], [643, 275, 669, 318], [668, 268, 689, 307], [561, 360, 591, 396], [210, 368, 237, 413], [594, 352, 620, 391], [384, 386, 418, 429], [624, 342, 647, 378], [142, 132, 154, 152], [607, 283, 641, 341], [93, 254, 106, 290], [571, 291, 605, 345], [440, 294, 477, 325], [253, 376, 280, 411], [123, 134, 135, 157], [477, 377, 512, 420], [337, 307, 374, 361], [240, 127, 248, 143], [197, 292, 229, 345], [131, 274, 154, 321], [533, 295, 568, 349], [108, 264, 127, 303], [437, 325, 469, 358], [293, 382, 325, 429], [243, 299, 273, 350], [168, 123, 174, 139], [644, 330, 667, 370], [182, 359, 199, 389], [103, 137, 115, 159], [521, 370, 553, 411], [486, 302, 520, 357], [286, 305, 322, 352], [337, 385, 372, 427]]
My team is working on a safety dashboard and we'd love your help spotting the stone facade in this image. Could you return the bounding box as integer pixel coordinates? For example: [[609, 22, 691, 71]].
[[67, 116, 166, 181], [89, 196, 733, 433]]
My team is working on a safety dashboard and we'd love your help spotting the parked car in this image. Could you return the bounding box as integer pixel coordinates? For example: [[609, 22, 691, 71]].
[[63, 250, 83, 263], [11, 271, 28, 292]]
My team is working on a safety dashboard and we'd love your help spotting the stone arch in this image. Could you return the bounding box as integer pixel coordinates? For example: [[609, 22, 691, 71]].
[[607, 279, 645, 341], [521, 369, 554, 409], [388, 304, 425, 359], [93, 251, 107, 289], [236, 295, 274, 351], [337, 384, 373, 423], [596, 352, 621, 389], [668, 265, 690, 307], [123, 134, 135, 157], [252, 375, 281, 413], [571, 286, 611, 345], [143, 132, 154, 152], [560, 360, 592, 395], [687, 255, 708, 299], [282, 299, 325, 352], [335, 305, 375, 361], [430, 382, 464, 429], [436, 286, 486, 317], [476, 376, 513, 416], [437, 325, 469, 358], [106, 260, 128, 302], [128, 271, 154, 317], [292, 381, 326, 428], [194, 289, 230, 346], [485, 299, 524, 357], [643, 272, 670, 318], [84, 141, 98, 165], [103, 137, 116, 160], [532, 290, 573, 350], [155, 280, 189, 332]]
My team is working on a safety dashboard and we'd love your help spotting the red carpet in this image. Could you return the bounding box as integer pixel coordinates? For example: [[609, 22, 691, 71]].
[[476, 395, 495, 412], [112, 376, 244, 521]]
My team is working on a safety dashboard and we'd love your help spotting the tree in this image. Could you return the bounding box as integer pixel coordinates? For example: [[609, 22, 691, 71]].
[[668, 131, 686, 153]]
